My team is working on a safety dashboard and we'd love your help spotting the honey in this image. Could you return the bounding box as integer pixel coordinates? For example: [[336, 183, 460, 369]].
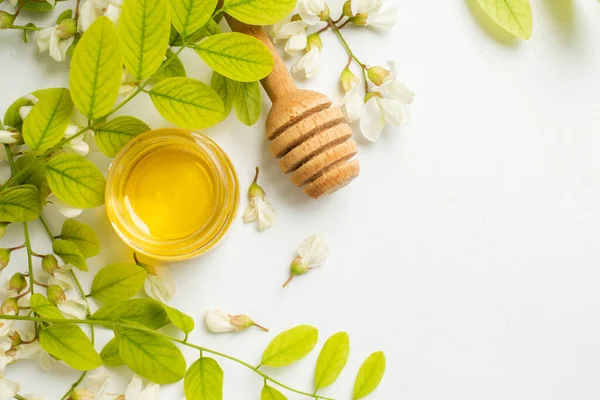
[[106, 129, 239, 260]]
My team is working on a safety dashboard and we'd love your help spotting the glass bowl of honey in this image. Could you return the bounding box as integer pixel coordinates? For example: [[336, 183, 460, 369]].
[[105, 128, 239, 260]]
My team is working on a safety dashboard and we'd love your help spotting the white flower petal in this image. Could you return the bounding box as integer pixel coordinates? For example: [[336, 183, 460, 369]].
[[296, 235, 329, 267], [255, 197, 276, 231], [274, 20, 307, 40], [285, 30, 308, 54], [19, 106, 33, 121], [0, 378, 20, 400], [105, 4, 121, 24], [57, 299, 88, 319], [292, 47, 321, 79], [23, 94, 39, 104], [51, 271, 75, 290], [36, 27, 53, 53], [341, 87, 364, 123], [360, 97, 386, 142], [242, 203, 258, 223], [39, 351, 58, 371], [64, 140, 90, 157], [0, 355, 13, 375], [50, 195, 84, 218], [0, 131, 16, 145], [367, 7, 398, 29], [298, 0, 324, 25], [125, 375, 143, 399], [138, 382, 160, 400], [144, 268, 175, 304], [378, 98, 407, 127], [15, 342, 42, 360], [79, 0, 100, 32], [204, 310, 236, 333]]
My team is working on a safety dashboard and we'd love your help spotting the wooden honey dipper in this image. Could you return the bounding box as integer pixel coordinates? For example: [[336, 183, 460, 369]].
[[225, 17, 360, 199]]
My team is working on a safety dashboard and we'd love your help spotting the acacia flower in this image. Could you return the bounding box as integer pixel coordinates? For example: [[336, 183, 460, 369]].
[[37, 21, 75, 62], [242, 167, 276, 232], [124, 374, 159, 400], [351, 0, 397, 29], [0, 338, 14, 375], [47, 284, 87, 319], [63, 124, 91, 157], [0, 376, 19, 400], [298, 0, 330, 25], [339, 68, 363, 123], [0, 131, 20, 146], [135, 254, 176, 304], [79, 0, 123, 32], [48, 194, 84, 219], [292, 33, 322, 79], [270, 17, 308, 55], [204, 310, 269, 333], [283, 235, 329, 287]]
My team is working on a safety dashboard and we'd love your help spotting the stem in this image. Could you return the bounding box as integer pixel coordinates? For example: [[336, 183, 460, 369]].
[[328, 18, 369, 91], [23, 224, 35, 296], [337, 19, 351, 30], [13, 1, 24, 19], [74, 0, 82, 21], [15, 395, 27, 400], [0, 315, 334, 400], [60, 372, 87, 400], [282, 275, 294, 288], [39, 215, 54, 239], [9, 25, 41, 31]]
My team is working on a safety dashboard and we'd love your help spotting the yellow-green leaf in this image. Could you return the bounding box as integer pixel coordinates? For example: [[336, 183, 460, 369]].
[[161, 304, 195, 334], [15, 154, 50, 201], [94, 116, 150, 157], [261, 325, 319, 368], [170, 19, 220, 46], [314, 332, 350, 391], [60, 219, 100, 258], [101, 337, 124, 367], [0, 185, 42, 222], [261, 385, 287, 400], [475, 0, 533, 39], [70, 17, 122, 119], [119, 330, 186, 384], [53, 239, 88, 271], [169, 0, 218, 38], [194, 33, 273, 82], [118, 0, 171, 80], [149, 77, 224, 130], [30, 294, 64, 319], [40, 324, 101, 371], [211, 72, 234, 117], [91, 298, 170, 329], [221, 0, 296, 25], [4, 96, 35, 132], [46, 153, 106, 208], [22, 88, 73, 151], [153, 49, 187, 82], [232, 81, 261, 126], [353, 352, 386, 400], [90, 263, 146, 303], [184, 357, 223, 400]]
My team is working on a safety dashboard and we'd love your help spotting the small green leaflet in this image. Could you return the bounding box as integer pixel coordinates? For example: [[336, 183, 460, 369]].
[[89, 263, 146, 303], [118, 0, 171, 80], [52, 239, 88, 271], [232, 81, 261, 126], [91, 298, 170, 329], [56, 9, 73, 24], [4, 96, 34, 131], [261, 385, 287, 400], [46, 153, 106, 208], [60, 219, 101, 258], [119, 330, 186, 384], [314, 332, 350, 391], [170, 19, 220, 46], [22, 88, 73, 151], [475, 0, 532, 39], [22, 1, 55, 11], [149, 77, 224, 130], [153, 49, 187, 82], [211, 72, 234, 117], [94, 116, 150, 157], [0, 185, 42, 222], [195, 33, 273, 83], [353, 351, 386, 400], [30, 294, 64, 319], [15, 154, 50, 201], [221, 0, 296, 25], [261, 325, 319, 367], [184, 357, 223, 400], [169, 0, 218, 38], [162, 304, 195, 334], [39, 324, 102, 371], [70, 17, 122, 120], [100, 337, 124, 367]]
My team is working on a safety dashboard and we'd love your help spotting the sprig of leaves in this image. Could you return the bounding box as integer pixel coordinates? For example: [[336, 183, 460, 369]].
[[474, 0, 533, 40]]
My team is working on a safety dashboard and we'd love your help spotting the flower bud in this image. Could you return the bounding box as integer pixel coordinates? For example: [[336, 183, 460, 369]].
[[42, 254, 59, 275], [340, 68, 360, 92], [67, 389, 95, 400], [291, 13, 303, 22], [0, 248, 11, 271], [319, 3, 331, 21], [0, 129, 22, 145], [0, 222, 9, 239], [47, 285, 66, 305], [351, 13, 368, 27], [9, 273, 27, 294], [367, 66, 391, 86], [1, 297, 19, 315], [365, 91, 383, 103], [0, 11, 15, 29], [306, 33, 323, 51], [9, 331, 22, 348], [56, 18, 77, 39], [205, 310, 269, 333], [247, 167, 266, 200], [342, 0, 353, 17]]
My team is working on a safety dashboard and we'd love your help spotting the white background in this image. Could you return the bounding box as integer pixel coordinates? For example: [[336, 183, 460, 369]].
[[2, 0, 600, 399]]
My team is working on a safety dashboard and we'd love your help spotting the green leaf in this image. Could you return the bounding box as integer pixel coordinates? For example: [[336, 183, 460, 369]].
[[0, 185, 42, 222], [314, 332, 350, 391], [22, 1, 56, 11], [210, 72, 234, 117], [221, 0, 296, 25], [162, 304, 195, 334], [149, 77, 224, 130], [169, 0, 218, 38], [353, 352, 386, 400], [170, 19, 220, 46], [261, 385, 288, 400], [70, 17, 122, 120], [22, 88, 73, 151], [30, 294, 64, 319], [91, 298, 170, 329], [475, 0, 533, 39], [90, 263, 146, 303], [15, 154, 50, 201], [153, 49, 187, 82], [119, 330, 186, 384], [4, 96, 34, 132], [232, 81, 261, 126], [261, 325, 319, 367], [94, 116, 150, 157], [60, 219, 100, 258], [46, 153, 106, 208], [118, 0, 171, 80], [39, 324, 102, 371], [53, 239, 88, 271], [101, 337, 124, 367], [184, 357, 223, 400], [194, 33, 273, 82], [56, 9, 73, 24]]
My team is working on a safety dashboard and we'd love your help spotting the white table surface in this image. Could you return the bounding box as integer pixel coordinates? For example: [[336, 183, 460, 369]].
[[2, 1, 600, 399]]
